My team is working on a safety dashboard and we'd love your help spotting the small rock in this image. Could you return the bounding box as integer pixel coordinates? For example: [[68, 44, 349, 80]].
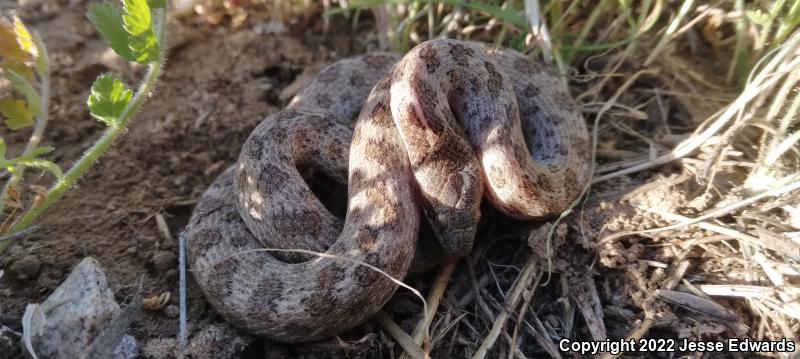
[[112, 335, 138, 359], [164, 269, 178, 282], [36, 273, 58, 290], [10, 254, 41, 280], [152, 251, 177, 271], [163, 304, 179, 318], [34, 257, 120, 358]]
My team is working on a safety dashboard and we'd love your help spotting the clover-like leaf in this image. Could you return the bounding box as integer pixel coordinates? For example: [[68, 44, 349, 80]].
[[17, 159, 63, 180], [746, 9, 770, 25], [3, 61, 34, 83], [0, 99, 35, 130], [88, 2, 135, 62], [0, 18, 29, 64], [123, 0, 159, 63], [4, 146, 59, 178], [88, 74, 133, 127]]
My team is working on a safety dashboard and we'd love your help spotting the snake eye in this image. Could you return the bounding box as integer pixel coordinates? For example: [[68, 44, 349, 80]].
[[422, 209, 444, 239]]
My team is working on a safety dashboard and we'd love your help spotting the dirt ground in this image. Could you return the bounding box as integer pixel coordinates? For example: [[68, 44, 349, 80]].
[[0, 1, 770, 358]]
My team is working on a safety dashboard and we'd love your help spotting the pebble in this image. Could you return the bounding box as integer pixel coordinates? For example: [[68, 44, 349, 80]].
[[151, 251, 177, 271], [113, 335, 138, 359], [163, 304, 179, 318], [9, 254, 41, 280]]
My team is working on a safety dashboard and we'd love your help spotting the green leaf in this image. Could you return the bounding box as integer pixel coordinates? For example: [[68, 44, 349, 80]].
[[123, 0, 159, 63], [0, 18, 30, 64], [88, 2, 136, 62], [123, 0, 152, 34], [1, 146, 61, 179], [29, 159, 63, 179], [0, 99, 35, 130], [6, 69, 40, 115], [746, 9, 770, 25], [33, 33, 47, 77], [3, 61, 35, 82], [24, 146, 54, 161], [0, 139, 6, 160], [508, 33, 527, 53], [147, 0, 167, 9], [87, 74, 132, 127]]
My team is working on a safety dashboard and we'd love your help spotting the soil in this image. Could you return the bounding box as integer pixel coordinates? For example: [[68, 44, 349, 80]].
[[0, 1, 759, 358]]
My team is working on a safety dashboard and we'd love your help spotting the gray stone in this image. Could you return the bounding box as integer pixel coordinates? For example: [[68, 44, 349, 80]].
[[34, 257, 120, 358], [112, 335, 138, 359]]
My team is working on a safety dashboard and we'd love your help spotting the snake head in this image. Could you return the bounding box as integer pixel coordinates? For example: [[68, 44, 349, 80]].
[[421, 169, 482, 257], [426, 208, 477, 257]]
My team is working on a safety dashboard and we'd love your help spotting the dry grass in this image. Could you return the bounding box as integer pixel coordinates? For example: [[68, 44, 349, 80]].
[[177, 0, 800, 357]]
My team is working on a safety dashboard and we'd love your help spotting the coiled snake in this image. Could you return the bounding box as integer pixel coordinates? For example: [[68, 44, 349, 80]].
[[185, 39, 590, 342]]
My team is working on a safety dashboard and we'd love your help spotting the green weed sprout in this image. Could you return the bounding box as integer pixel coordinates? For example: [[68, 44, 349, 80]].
[[0, 0, 169, 253]]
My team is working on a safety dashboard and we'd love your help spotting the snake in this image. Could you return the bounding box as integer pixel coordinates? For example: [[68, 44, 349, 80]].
[[184, 39, 590, 343]]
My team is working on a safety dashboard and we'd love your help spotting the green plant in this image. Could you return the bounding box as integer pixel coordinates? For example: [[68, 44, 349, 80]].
[[0, 0, 169, 253]]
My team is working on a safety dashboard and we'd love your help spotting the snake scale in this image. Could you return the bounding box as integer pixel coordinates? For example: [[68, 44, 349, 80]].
[[184, 39, 590, 342]]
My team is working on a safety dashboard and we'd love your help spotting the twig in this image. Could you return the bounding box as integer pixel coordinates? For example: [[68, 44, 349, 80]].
[[155, 212, 174, 243], [644, 0, 695, 66], [403, 258, 457, 359], [377, 311, 425, 359], [472, 258, 538, 359], [642, 207, 800, 261], [523, 316, 562, 359], [0, 225, 37, 243], [178, 231, 187, 352], [507, 270, 542, 359], [655, 289, 739, 322]]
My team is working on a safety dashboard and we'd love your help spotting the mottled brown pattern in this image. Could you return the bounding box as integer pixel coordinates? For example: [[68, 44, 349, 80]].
[[418, 43, 441, 74], [185, 40, 589, 343]]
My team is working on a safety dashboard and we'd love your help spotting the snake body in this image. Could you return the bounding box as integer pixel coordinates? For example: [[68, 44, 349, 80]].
[[185, 40, 590, 342]]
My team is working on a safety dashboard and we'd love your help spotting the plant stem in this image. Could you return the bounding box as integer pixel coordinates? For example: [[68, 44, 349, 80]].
[[0, 8, 168, 252], [562, 0, 610, 65], [644, 0, 695, 66]]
